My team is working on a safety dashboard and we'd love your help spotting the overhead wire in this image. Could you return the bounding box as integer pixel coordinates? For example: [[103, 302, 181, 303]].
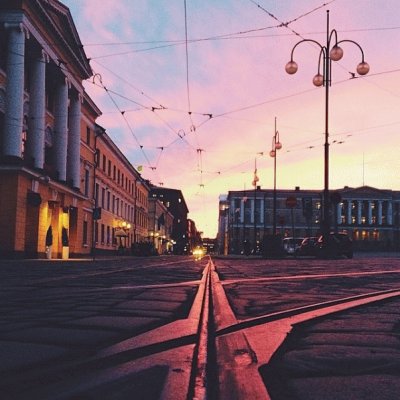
[[80, 2, 399, 196]]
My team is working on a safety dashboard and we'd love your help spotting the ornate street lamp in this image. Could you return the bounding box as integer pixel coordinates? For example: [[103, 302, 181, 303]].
[[270, 117, 282, 236], [285, 10, 369, 238]]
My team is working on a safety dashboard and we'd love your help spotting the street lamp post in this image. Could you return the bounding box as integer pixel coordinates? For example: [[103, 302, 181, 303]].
[[285, 10, 369, 239], [270, 117, 282, 236]]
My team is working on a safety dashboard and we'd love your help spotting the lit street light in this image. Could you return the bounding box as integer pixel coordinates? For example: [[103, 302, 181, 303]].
[[285, 10, 369, 239], [270, 117, 282, 236]]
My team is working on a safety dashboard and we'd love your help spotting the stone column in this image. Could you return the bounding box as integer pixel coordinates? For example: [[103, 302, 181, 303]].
[[337, 203, 342, 225], [53, 76, 69, 181], [378, 201, 383, 225], [240, 199, 245, 223], [387, 201, 393, 225], [250, 198, 255, 223], [368, 201, 373, 225], [3, 23, 27, 159], [260, 197, 264, 224], [27, 49, 48, 169], [347, 200, 352, 225], [67, 92, 82, 189], [357, 201, 363, 225]]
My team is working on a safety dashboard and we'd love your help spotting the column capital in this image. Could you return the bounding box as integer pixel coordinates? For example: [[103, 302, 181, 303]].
[[41, 49, 50, 63], [4, 22, 29, 38]]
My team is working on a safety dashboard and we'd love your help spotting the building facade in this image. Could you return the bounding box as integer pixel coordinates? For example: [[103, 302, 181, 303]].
[[148, 197, 174, 254], [0, 0, 99, 258], [150, 187, 189, 254], [0, 0, 195, 259], [220, 186, 400, 254], [92, 127, 148, 255]]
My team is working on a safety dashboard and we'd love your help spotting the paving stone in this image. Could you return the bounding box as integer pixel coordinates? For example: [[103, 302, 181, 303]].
[[0, 327, 120, 347], [67, 315, 162, 331], [115, 299, 183, 312], [0, 341, 67, 372]]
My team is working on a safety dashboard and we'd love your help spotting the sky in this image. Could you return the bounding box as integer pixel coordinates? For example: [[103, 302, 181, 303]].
[[62, 0, 400, 238]]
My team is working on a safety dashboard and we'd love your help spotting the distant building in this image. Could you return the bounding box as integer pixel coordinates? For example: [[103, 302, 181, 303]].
[[217, 195, 229, 255], [150, 187, 189, 254], [148, 196, 174, 254], [219, 186, 400, 254], [202, 237, 218, 254], [187, 218, 202, 253], [92, 126, 148, 255]]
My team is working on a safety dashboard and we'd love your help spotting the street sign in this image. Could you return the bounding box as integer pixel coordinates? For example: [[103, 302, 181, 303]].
[[286, 196, 297, 208]]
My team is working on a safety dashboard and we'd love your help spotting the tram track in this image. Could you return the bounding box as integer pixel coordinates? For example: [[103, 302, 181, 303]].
[[2, 256, 399, 399], [77, 257, 400, 399], [186, 257, 400, 400]]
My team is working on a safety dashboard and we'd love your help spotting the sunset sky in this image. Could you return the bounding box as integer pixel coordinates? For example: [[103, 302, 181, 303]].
[[63, 0, 400, 237]]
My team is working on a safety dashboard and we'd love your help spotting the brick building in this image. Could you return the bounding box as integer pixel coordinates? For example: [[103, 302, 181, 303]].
[[91, 127, 149, 255], [148, 196, 174, 254]]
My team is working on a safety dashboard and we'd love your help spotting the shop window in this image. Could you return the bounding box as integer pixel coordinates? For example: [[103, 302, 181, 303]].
[[95, 221, 99, 244], [101, 224, 105, 244], [107, 226, 110, 245]]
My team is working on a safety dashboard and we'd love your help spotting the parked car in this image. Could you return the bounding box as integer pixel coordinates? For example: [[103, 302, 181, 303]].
[[297, 236, 319, 256], [282, 237, 304, 255], [316, 232, 353, 258]]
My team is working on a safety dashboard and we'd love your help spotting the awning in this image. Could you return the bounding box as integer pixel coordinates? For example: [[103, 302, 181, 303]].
[[115, 229, 128, 237]]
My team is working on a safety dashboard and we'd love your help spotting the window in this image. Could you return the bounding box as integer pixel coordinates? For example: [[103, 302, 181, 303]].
[[86, 127, 91, 145], [95, 183, 99, 205], [107, 226, 110, 245], [95, 149, 100, 167], [95, 221, 99, 243], [44, 127, 54, 166], [101, 187, 105, 208], [84, 168, 90, 196], [21, 115, 28, 159], [113, 165, 116, 180], [108, 160, 111, 176], [102, 155, 106, 172], [107, 191, 110, 211], [101, 224, 105, 244], [83, 220, 88, 245]]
